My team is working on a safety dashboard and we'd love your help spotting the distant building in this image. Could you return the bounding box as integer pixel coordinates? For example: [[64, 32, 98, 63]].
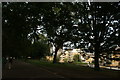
[[58, 48, 94, 63], [100, 46, 120, 68], [109, 46, 120, 67], [47, 45, 94, 63]]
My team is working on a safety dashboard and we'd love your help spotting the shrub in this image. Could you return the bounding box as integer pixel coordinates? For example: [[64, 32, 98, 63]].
[[73, 54, 80, 62]]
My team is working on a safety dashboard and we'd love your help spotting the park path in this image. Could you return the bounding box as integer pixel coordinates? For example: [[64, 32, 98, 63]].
[[2, 60, 65, 80]]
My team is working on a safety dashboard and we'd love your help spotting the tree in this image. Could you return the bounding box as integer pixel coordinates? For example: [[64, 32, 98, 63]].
[[74, 2, 120, 70], [2, 2, 49, 57], [42, 2, 85, 63], [2, 2, 32, 57], [3, 2, 119, 71]]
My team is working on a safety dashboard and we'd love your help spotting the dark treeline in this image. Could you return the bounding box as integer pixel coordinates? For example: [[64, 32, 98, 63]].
[[2, 2, 120, 70]]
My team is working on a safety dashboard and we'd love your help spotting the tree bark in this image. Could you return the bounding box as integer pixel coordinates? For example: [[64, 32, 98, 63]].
[[53, 46, 59, 63], [92, 3, 100, 71], [94, 41, 100, 71]]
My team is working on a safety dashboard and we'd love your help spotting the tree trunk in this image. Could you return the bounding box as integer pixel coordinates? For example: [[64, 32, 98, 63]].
[[92, 3, 100, 71], [94, 41, 100, 71], [53, 47, 59, 63]]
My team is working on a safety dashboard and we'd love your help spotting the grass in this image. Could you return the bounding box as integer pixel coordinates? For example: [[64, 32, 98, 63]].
[[23, 59, 99, 71], [25, 59, 120, 71], [20, 59, 120, 78], [25, 59, 81, 68]]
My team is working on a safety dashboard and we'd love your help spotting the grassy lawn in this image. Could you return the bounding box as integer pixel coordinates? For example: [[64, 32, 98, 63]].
[[21, 59, 120, 78], [25, 59, 90, 70], [25, 59, 119, 71]]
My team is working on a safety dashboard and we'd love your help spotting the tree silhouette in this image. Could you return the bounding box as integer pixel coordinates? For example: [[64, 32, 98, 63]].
[[2, 2, 49, 57], [2, 2, 120, 70], [74, 2, 120, 70]]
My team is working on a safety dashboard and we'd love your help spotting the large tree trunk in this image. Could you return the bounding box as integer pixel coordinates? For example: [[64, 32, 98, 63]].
[[92, 4, 100, 70], [53, 47, 59, 63], [94, 41, 100, 71]]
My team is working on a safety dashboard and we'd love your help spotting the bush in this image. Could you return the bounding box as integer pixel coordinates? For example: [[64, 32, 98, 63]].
[[64, 58, 68, 62], [73, 54, 80, 62]]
